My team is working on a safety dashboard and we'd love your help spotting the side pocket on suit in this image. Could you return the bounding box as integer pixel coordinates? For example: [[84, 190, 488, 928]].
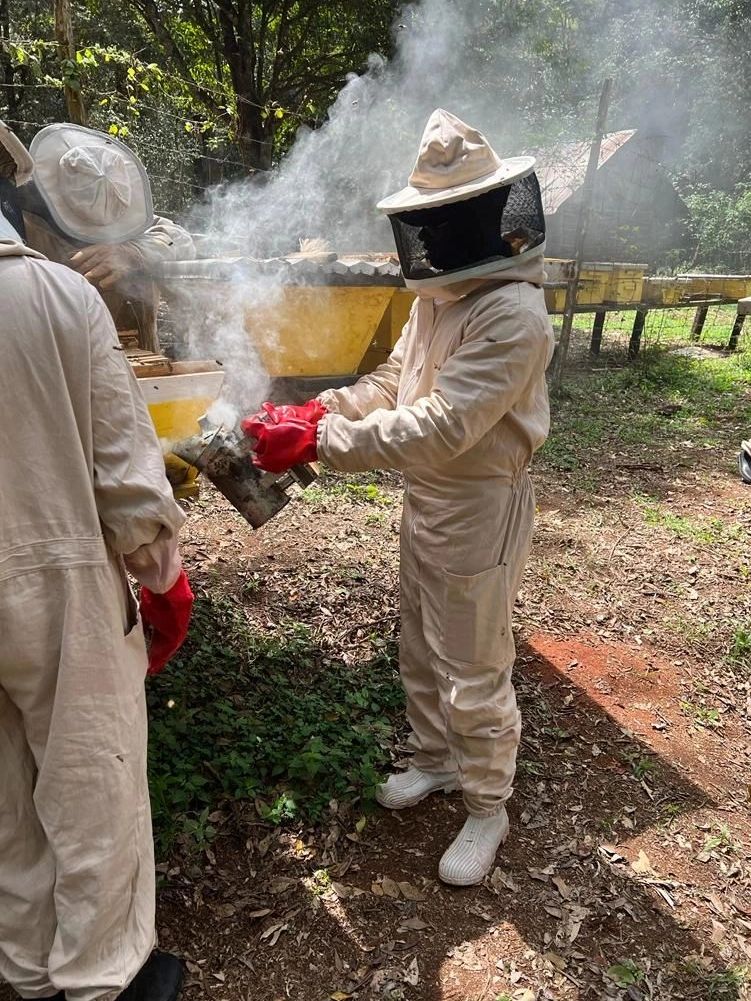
[[440, 564, 514, 667], [114, 555, 139, 635]]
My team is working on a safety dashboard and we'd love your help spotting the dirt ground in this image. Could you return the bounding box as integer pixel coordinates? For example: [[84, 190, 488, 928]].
[[3, 333, 750, 1001], [148, 338, 751, 1001]]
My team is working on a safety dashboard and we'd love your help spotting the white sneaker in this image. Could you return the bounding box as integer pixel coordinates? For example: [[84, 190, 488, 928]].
[[375, 767, 459, 810], [438, 809, 510, 886]]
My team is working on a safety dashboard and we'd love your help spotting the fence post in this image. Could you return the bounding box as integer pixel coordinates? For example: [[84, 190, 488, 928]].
[[550, 79, 613, 389], [628, 309, 648, 359], [590, 310, 606, 355], [690, 304, 708, 343]]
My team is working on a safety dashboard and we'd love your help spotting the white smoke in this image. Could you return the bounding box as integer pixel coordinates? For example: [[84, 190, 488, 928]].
[[185, 0, 547, 258], [171, 0, 550, 414]]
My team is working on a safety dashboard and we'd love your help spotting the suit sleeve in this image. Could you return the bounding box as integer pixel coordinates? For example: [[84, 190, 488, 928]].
[[317, 331, 406, 420], [317, 299, 550, 472], [87, 285, 185, 588], [131, 214, 196, 266]]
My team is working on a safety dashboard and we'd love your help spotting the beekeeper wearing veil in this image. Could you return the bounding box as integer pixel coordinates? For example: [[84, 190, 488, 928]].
[[244, 109, 555, 885], [0, 120, 194, 350]]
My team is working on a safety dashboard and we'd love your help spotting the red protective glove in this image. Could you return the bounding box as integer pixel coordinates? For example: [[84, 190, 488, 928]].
[[240, 399, 327, 434], [245, 417, 318, 473], [140, 569, 194, 675]]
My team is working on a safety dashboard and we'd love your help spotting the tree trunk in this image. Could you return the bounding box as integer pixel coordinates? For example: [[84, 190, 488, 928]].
[[236, 100, 274, 172], [54, 0, 87, 125], [0, 0, 19, 124]]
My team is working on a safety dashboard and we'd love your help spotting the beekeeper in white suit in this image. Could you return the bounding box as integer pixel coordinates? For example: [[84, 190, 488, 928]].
[[0, 127, 190, 1000], [0, 120, 194, 350], [245, 108, 554, 885]]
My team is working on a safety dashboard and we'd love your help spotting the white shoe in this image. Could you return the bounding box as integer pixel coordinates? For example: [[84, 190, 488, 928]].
[[375, 767, 459, 810], [438, 809, 510, 886]]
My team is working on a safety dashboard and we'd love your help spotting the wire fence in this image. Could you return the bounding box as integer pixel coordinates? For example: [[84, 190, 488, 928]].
[[2, 71, 749, 364]]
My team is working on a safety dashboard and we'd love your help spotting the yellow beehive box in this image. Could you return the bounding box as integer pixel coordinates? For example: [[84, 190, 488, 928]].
[[246, 286, 395, 377], [679, 274, 751, 300], [139, 371, 225, 499], [642, 277, 683, 306], [359, 288, 415, 372], [545, 259, 608, 306], [606, 263, 648, 304], [544, 284, 568, 313], [576, 267, 609, 305]]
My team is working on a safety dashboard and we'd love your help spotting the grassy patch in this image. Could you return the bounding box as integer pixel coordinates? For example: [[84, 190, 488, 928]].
[[147, 595, 403, 855], [728, 624, 751, 673], [542, 342, 751, 490], [638, 500, 729, 544], [679, 961, 747, 999], [303, 471, 396, 508]]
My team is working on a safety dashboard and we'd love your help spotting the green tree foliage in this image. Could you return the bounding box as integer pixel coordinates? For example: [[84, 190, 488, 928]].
[[115, 0, 400, 170], [1, 0, 750, 260]]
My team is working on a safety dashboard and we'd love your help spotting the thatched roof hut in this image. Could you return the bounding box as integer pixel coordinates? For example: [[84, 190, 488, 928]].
[[535, 130, 691, 265]]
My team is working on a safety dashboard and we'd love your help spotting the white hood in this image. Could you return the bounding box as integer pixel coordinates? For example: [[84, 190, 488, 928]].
[[0, 234, 44, 259]]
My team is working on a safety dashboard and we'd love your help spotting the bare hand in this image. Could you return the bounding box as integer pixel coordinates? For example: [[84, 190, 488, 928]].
[[69, 243, 143, 289]]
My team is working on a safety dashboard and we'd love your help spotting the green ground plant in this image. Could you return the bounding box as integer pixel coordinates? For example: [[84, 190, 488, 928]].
[[147, 595, 403, 854], [542, 336, 751, 484]]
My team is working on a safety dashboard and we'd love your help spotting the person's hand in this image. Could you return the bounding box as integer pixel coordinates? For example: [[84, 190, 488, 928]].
[[139, 569, 194, 675], [69, 242, 144, 289], [243, 417, 318, 473], [240, 399, 327, 433]]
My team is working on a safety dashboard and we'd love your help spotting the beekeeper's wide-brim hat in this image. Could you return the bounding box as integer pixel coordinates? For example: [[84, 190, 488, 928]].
[[377, 108, 535, 215], [0, 120, 34, 185], [30, 124, 153, 243]]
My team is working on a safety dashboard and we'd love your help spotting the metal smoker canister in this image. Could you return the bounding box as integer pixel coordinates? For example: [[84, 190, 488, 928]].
[[172, 421, 319, 528]]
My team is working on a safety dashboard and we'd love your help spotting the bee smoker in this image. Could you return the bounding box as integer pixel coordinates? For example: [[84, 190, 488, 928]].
[[172, 418, 319, 528]]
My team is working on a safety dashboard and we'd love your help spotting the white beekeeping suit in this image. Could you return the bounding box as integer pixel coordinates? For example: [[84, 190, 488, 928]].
[[0, 120, 194, 352], [317, 109, 555, 885], [0, 158, 186, 999]]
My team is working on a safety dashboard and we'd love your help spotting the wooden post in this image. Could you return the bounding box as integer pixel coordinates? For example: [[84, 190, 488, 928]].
[[590, 310, 606, 355], [728, 312, 745, 351], [54, 0, 87, 124], [690, 304, 708, 342], [628, 309, 647, 359], [550, 79, 613, 389]]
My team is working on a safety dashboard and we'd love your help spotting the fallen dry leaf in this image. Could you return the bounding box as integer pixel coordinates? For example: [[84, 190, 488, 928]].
[[631, 849, 656, 875], [488, 867, 519, 893], [381, 877, 401, 899], [260, 921, 289, 946], [399, 917, 429, 931], [404, 957, 419, 986], [331, 882, 365, 899], [398, 881, 426, 901], [552, 875, 572, 900]]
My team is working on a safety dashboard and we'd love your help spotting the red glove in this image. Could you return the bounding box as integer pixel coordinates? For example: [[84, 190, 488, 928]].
[[140, 570, 194, 675], [240, 399, 327, 434], [246, 417, 318, 473]]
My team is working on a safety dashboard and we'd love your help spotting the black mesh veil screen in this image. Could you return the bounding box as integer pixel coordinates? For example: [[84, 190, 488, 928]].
[[389, 172, 545, 283], [0, 178, 25, 240]]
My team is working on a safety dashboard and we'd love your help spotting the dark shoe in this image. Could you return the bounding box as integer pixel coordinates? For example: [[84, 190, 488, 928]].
[[118, 952, 184, 1001], [740, 448, 751, 484]]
